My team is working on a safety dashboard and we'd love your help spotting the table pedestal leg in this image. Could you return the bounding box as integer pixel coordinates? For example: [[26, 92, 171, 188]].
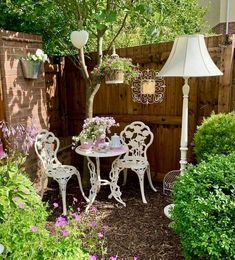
[[85, 157, 100, 213], [109, 160, 126, 207]]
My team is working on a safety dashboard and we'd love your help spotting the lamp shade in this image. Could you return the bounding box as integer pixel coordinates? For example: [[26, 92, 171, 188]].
[[158, 34, 223, 77], [70, 30, 89, 49]]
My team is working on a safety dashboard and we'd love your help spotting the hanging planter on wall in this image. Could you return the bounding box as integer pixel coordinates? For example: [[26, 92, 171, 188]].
[[20, 60, 41, 79], [20, 49, 49, 80], [105, 69, 124, 84], [92, 45, 138, 85]]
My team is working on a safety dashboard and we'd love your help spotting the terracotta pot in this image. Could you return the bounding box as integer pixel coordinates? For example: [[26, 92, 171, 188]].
[[105, 69, 124, 84]]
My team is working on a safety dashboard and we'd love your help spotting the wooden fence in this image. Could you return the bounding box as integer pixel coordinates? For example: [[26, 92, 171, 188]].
[[45, 34, 235, 181]]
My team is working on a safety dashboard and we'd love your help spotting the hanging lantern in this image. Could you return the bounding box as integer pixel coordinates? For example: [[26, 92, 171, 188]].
[[70, 30, 89, 49], [131, 69, 166, 104]]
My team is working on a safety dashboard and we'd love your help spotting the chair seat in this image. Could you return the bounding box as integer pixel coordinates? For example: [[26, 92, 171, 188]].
[[46, 165, 77, 179], [117, 158, 149, 170]]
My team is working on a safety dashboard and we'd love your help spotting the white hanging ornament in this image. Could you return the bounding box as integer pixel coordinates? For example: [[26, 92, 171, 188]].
[[70, 30, 89, 49]]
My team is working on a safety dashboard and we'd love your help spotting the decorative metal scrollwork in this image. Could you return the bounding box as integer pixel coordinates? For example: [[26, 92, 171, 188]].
[[131, 69, 166, 104]]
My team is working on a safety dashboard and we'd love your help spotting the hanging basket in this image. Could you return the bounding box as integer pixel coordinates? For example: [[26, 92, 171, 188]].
[[20, 60, 41, 79], [105, 69, 124, 84]]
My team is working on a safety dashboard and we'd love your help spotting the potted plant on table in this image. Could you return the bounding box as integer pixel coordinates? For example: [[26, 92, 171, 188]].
[[72, 116, 119, 150], [20, 49, 49, 79], [92, 55, 138, 84]]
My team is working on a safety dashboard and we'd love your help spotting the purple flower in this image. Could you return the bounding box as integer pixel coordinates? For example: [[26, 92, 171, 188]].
[[133, 257, 138, 260], [77, 207, 81, 212], [89, 256, 97, 260], [31, 226, 37, 232], [72, 213, 81, 222], [55, 216, 67, 227], [90, 220, 96, 227], [18, 203, 25, 209], [61, 229, 69, 236], [90, 206, 97, 213], [53, 202, 59, 208], [102, 224, 108, 231], [98, 232, 104, 239], [109, 257, 118, 260], [12, 197, 19, 203], [22, 188, 30, 194]]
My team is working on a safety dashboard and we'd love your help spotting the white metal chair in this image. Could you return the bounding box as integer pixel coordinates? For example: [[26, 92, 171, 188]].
[[111, 121, 157, 203], [34, 129, 89, 215]]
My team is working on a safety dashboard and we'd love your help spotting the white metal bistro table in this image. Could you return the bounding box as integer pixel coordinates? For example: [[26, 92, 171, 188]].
[[75, 145, 128, 212]]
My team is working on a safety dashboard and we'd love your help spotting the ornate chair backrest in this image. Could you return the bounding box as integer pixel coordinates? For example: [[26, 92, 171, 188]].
[[34, 129, 61, 170], [120, 121, 153, 160]]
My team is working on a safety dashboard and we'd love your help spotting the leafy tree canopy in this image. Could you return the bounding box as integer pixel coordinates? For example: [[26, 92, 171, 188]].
[[0, 0, 208, 56]]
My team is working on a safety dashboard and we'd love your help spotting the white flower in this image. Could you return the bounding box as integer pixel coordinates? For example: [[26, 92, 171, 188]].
[[35, 49, 44, 56], [0, 244, 4, 254], [22, 48, 49, 63]]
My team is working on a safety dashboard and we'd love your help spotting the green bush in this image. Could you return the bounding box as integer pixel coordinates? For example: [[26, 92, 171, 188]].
[[194, 112, 235, 162], [0, 161, 91, 259], [171, 153, 235, 260]]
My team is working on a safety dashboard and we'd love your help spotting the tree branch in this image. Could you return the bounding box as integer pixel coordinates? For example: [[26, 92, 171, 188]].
[[107, 12, 129, 52]]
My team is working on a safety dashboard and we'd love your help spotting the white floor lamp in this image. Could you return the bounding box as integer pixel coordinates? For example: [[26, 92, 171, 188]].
[[159, 34, 223, 220], [158, 34, 223, 174]]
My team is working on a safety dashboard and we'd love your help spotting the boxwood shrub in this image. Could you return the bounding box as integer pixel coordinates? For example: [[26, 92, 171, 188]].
[[194, 112, 235, 162], [171, 153, 235, 259]]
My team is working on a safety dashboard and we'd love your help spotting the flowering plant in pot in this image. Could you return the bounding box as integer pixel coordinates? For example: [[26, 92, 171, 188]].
[[72, 116, 119, 149], [20, 49, 49, 79], [92, 55, 138, 84]]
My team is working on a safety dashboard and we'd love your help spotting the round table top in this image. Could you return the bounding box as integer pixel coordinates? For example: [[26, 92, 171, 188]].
[[75, 145, 128, 158]]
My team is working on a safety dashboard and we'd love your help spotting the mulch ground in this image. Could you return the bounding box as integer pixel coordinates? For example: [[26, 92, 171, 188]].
[[43, 175, 184, 260]]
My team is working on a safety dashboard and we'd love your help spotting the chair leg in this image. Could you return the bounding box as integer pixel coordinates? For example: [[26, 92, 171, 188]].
[[58, 179, 68, 216], [122, 169, 128, 186], [147, 166, 157, 192], [75, 172, 89, 202], [136, 170, 147, 204], [40, 176, 47, 198]]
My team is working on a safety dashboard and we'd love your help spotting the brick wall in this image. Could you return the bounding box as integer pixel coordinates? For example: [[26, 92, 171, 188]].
[[213, 22, 235, 34], [0, 30, 48, 189]]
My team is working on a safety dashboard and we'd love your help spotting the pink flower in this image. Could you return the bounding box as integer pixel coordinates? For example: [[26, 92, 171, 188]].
[[31, 226, 37, 232], [90, 206, 97, 213], [22, 188, 30, 194], [102, 224, 108, 231], [89, 256, 97, 260], [72, 213, 81, 222], [134, 257, 138, 260], [98, 232, 104, 239], [109, 257, 118, 260], [12, 197, 19, 203], [53, 202, 59, 208], [61, 229, 69, 236], [90, 220, 96, 227], [18, 203, 25, 209], [55, 216, 67, 227]]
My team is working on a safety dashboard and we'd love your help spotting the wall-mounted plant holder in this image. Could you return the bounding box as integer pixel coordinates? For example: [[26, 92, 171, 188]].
[[20, 60, 41, 79]]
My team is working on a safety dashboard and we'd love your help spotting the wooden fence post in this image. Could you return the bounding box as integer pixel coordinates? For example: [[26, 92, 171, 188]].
[[218, 35, 235, 113]]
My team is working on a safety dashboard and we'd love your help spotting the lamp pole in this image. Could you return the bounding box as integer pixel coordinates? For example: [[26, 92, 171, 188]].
[[179, 77, 190, 173]]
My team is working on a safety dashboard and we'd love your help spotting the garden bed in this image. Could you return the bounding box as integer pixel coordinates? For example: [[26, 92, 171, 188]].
[[44, 176, 183, 260]]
